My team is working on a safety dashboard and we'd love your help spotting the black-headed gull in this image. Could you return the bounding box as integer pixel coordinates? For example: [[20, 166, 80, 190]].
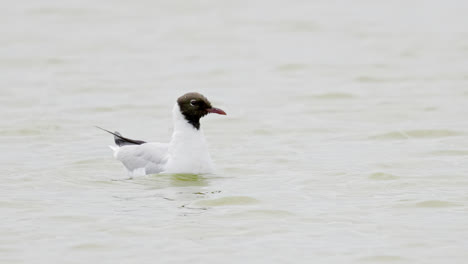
[[98, 92, 226, 176]]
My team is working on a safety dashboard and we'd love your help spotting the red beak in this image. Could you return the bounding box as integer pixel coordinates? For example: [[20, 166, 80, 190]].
[[207, 107, 227, 115]]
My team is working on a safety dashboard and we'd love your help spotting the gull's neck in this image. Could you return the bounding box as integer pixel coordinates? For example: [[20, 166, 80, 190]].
[[171, 103, 204, 137]]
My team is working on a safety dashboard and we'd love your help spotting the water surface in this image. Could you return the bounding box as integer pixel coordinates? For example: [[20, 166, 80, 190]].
[[1, 0, 468, 263]]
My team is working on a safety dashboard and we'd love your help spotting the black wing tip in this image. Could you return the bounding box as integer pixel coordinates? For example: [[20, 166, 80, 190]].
[[96, 126, 146, 147], [95, 126, 113, 134]]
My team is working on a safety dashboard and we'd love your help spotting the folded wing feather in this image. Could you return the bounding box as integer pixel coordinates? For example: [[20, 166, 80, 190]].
[[114, 143, 169, 175]]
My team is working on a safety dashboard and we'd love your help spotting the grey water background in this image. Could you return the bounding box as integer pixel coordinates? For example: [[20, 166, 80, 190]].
[[2, 0, 468, 263]]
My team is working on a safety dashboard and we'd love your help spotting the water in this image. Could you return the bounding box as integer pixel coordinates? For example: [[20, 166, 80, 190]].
[[1, 0, 468, 263]]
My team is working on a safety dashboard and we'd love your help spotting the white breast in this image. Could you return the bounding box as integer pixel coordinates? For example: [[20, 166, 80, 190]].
[[162, 104, 214, 174]]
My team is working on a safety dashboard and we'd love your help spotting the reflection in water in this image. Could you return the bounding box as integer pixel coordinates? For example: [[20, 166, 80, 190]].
[[168, 173, 209, 187], [123, 173, 210, 189]]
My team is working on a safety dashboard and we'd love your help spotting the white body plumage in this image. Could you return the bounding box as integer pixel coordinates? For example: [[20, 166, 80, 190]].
[[110, 103, 215, 176]]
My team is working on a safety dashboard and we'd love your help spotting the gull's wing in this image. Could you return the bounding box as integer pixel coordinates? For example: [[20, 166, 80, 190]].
[[97, 126, 168, 176], [114, 143, 169, 176]]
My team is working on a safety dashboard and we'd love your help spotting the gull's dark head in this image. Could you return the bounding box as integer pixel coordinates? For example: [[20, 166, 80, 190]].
[[177, 92, 226, 129]]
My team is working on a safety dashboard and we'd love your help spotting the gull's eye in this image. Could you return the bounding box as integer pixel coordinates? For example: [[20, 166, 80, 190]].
[[190, 99, 197, 106]]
